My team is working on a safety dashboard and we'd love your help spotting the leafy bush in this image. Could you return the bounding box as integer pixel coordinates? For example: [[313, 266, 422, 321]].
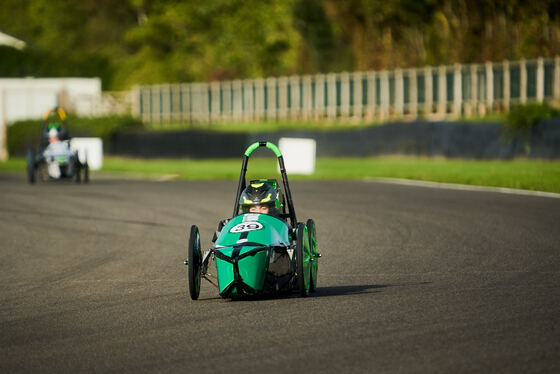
[[7, 115, 143, 156], [503, 103, 560, 153]]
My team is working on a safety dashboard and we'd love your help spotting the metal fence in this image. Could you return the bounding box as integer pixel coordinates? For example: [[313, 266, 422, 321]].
[[134, 57, 560, 123]]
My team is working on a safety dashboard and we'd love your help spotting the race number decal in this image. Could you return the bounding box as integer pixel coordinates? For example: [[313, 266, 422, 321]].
[[229, 222, 264, 233]]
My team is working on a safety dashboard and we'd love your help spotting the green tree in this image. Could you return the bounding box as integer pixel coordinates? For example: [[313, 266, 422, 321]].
[[112, 0, 300, 88], [1, 0, 559, 89]]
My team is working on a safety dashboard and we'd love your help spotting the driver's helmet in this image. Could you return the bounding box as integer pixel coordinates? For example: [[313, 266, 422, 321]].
[[47, 122, 61, 131], [45, 122, 61, 139], [48, 127, 60, 140], [239, 181, 280, 215]]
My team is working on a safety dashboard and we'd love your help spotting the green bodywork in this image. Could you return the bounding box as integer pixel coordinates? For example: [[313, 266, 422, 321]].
[[214, 213, 307, 297], [215, 213, 290, 248]]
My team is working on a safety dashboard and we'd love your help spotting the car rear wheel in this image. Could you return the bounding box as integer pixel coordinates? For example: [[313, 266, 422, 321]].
[[296, 223, 308, 297], [26, 149, 36, 184], [306, 219, 318, 293], [75, 161, 81, 184], [83, 162, 89, 183], [187, 225, 202, 300]]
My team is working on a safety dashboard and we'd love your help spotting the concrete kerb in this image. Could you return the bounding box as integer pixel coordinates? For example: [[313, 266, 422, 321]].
[[365, 177, 560, 199]]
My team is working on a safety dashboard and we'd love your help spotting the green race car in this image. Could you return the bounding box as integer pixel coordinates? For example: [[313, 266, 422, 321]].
[[185, 141, 320, 300]]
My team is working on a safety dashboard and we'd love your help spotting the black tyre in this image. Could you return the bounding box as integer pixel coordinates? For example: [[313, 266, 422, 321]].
[[306, 219, 318, 293], [295, 223, 308, 297], [84, 162, 89, 183], [187, 225, 202, 300], [75, 165, 81, 184], [74, 153, 82, 184], [26, 149, 36, 184]]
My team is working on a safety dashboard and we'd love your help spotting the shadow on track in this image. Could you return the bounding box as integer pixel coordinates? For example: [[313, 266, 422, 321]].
[[312, 284, 390, 297], [187, 282, 432, 302], [186, 286, 390, 302], [312, 282, 431, 298]]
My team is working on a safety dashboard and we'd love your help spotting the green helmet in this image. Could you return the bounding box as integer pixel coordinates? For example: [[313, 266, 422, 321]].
[[48, 122, 60, 131], [239, 180, 282, 214]]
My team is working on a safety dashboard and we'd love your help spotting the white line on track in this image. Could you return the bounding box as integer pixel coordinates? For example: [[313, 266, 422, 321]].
[[365, 177, 560, 199]]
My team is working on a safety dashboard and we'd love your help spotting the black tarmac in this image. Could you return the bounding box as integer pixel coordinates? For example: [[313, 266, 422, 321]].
[[1, 174, 559, 373]]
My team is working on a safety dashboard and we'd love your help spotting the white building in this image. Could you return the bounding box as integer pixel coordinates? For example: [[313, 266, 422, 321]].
[[0, 77, 102, 123]]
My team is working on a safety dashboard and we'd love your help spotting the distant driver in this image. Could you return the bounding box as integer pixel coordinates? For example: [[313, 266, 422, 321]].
[[43, 125, 75, 178]]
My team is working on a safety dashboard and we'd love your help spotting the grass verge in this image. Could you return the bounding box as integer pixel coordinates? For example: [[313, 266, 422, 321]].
[[144, 120, 378, 133], [2, 156, 559, 193]]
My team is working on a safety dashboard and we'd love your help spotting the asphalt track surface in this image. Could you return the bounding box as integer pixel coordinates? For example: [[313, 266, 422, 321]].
[[1, 174, 559, 373]]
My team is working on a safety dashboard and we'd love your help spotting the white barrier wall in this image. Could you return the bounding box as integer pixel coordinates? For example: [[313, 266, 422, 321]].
[[278, 138, 316, 175], [70, 138, 103, 170]]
